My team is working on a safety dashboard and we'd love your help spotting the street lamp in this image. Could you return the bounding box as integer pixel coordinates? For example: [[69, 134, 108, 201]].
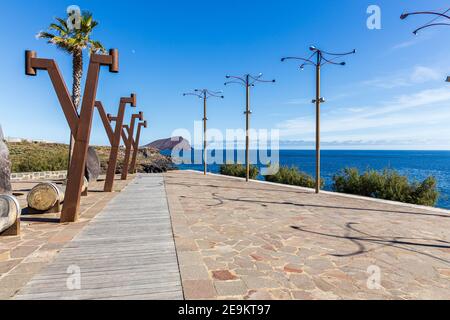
[[225, 74, 275, 182], [400, 9, 450, 34], [401, 8, 450, 82], [183, 89, 224, 175], [282, 46, 355, 194]]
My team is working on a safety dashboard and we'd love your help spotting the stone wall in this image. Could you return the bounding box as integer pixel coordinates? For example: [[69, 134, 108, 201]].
[[11, 171, 67, 182]]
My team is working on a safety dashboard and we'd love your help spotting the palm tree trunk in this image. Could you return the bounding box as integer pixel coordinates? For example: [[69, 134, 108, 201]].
[[68, 49, 83, 170]]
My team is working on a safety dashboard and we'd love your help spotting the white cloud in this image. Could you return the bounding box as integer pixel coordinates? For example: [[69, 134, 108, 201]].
[[363, 66, 444, 89], [276, 86, 450, 143]]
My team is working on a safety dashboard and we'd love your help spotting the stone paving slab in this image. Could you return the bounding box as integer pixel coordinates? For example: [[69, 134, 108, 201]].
[[14, 174, 183, 300], [164, 171, 450, 300]]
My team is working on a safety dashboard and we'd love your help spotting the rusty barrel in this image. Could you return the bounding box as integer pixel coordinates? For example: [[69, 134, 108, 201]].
[[27, 182, 65, 212]]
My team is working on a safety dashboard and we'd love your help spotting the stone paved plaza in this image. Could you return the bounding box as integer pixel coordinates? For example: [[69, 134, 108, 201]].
[[165, 171, 450, 300], [1, 171, 450, 300]]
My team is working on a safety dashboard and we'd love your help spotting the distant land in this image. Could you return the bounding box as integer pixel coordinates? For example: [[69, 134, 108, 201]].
[[144, 137, 191, 151]]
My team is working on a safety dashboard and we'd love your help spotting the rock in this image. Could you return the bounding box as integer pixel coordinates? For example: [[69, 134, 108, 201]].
[[0, 125, 12, 195], [85, 146, 101, 182], [140, 156, 175, 173], [144, 137, 191, 151], [0, 195, 20, 234]]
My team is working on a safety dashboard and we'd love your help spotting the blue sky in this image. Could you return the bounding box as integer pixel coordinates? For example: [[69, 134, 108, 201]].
[[1, 0, 449, 149]]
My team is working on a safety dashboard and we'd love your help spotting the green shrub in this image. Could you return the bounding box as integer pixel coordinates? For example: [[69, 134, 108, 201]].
[[265, 166, 323, 189], [220, 164, 259, 179], [332, 168, 439, 207], [8, 142, 69, 173]]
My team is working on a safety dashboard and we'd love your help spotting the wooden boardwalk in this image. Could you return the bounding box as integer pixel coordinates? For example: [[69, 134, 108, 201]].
[[15, 174, 184, 300]]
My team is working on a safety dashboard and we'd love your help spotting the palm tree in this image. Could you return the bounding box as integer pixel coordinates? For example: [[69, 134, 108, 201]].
[[38, 11, 105, 163]]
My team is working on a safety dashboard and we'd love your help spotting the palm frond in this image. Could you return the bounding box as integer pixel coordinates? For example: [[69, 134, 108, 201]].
[[38, 12, 106, 56], [37, 31, 57, 40], [49, 23, 67, 36]]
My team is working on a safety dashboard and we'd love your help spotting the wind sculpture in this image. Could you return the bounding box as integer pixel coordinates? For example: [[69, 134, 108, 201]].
[[25, 49, 119, 223], [120, 112, 144, 180], [95, 94, 136, 192]]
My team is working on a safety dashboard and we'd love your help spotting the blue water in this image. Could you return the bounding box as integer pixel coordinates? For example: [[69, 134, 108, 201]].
[[165, 150, 450, 209]]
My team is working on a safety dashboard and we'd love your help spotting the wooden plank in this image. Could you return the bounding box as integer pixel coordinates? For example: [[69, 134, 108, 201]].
[[15, 174, 184, 300]]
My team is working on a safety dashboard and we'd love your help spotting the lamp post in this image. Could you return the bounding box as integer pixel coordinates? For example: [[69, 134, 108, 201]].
[[183, 89, 224, 175], [224, 74, 275, 182], [282, 46, 355, 194], [401, 8, 450, 82]]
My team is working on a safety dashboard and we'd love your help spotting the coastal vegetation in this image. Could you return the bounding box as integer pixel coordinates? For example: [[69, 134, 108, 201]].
[[220, 164, 259, 180], [7, 142, 173, 174], [332, 168, 439, 207], [265, 166, 323, 189], [8, 142, 69, 173]]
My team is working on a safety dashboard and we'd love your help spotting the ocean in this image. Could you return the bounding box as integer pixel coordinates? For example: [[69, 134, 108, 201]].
[[167, 149, 450, 209]]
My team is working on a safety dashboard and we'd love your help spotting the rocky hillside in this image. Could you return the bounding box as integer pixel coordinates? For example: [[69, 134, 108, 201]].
[[144, 136, 191, 151], [95, 146, 175, 173]]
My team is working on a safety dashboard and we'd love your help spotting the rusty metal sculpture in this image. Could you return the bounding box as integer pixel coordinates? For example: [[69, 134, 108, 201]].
[[120, 112, 144, 180], [25, 49, 119, 223], [95, 94, 136, 192], [130, 120, 148, 174]]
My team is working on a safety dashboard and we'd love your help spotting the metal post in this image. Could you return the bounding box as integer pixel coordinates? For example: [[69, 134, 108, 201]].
[[184, 89, 223, 175], [130, 120, 147, 174], [95, 94, 135, 192], [25, 49, 118, 223], [282, 46, 355, 195], [203, 93, 208, 175], [315, 58, 321, 194], [122, 112, 143, 180], [245, 75, 251, 182]]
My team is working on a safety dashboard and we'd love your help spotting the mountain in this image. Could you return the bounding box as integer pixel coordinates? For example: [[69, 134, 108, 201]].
[[144, 137, 191, 151]]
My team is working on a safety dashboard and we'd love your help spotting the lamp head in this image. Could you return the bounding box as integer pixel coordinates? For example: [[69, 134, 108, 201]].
[[139, 112, 144, 121], [400, 13, 409, 20], [143, 121, 148, 128], [309, 46, 317, 51]]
